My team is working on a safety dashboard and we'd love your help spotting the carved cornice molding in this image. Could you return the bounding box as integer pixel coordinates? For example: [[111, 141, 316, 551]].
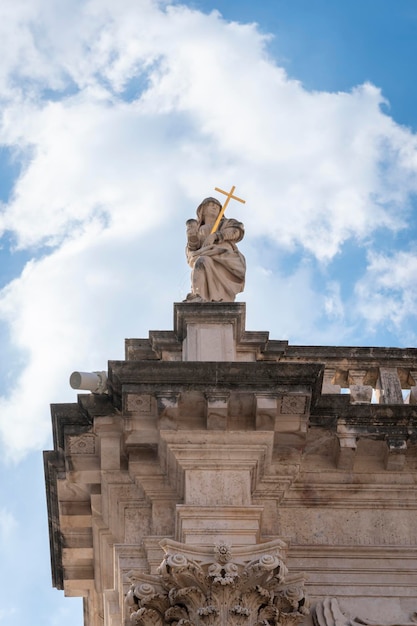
[[126, 538, 309, 626]]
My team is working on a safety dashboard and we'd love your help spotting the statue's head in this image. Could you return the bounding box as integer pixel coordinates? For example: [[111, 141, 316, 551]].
[[196, 197, 222, 224]]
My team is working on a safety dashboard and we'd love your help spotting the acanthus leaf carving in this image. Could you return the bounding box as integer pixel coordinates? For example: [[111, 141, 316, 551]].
[[125, 539, 309, 626]]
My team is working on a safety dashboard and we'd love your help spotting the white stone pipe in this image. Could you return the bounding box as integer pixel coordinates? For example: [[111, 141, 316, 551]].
[[69, 371, 108, 394]]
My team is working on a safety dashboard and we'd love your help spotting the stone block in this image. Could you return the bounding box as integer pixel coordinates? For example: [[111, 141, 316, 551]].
[[175, 505, 263, 545], [100, 435, 121, 470], [335, 421, 357, 469], [409, 385, 417, 404], [377, 367, 403, 404], [185, 469, 252, 506], [384, 438, 407, 471], [322, 368, 341, 394], [157, 392, 180, 429], [255, 394, 277, 430], [183, 323, 235, 361], [205, 392, 229, 430], [350, 384, 373, 404]]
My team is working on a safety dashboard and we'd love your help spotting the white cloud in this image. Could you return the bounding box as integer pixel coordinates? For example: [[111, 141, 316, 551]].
[[324, 280, 344, 320], [355, 250, 417, 333], [0, 222, 187, 460], [0, 96, 192, 247], [1, 1, 416, 257], [0, 507, 17, 543], [0, 0, 417, 458], [0, 609, 17, 623]]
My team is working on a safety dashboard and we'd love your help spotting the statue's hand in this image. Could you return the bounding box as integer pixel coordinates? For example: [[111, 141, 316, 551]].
[[203, 232, 218, 246]]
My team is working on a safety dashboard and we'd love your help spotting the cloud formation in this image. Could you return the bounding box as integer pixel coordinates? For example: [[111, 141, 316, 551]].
[[1, 0, 417, 458], [355, 250, 417, 334], [0, 507, 16, 544]]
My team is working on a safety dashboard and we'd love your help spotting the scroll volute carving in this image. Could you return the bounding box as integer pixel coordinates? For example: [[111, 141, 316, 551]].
[[126, 539, 309, 626]]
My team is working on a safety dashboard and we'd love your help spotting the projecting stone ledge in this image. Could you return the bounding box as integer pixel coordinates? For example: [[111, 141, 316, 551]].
[[109, 360, 323, 396], [311, 395, 417, 470]]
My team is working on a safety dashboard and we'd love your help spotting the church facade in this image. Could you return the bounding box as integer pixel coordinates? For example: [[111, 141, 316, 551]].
[[44, 301, 417, 626]]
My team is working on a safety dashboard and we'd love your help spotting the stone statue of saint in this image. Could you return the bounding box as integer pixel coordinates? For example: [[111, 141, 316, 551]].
[[184, 197, 246, 302]]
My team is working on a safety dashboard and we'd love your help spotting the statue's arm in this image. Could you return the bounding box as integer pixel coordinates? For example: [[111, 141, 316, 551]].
[[186, 219, 200, 251]]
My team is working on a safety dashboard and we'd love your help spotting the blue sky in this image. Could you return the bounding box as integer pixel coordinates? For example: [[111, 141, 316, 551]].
[[196, 0, 417, 129], [1, 1, 417, 624]]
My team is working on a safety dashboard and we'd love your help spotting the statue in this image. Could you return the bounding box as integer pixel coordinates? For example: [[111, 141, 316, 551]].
[[184, 196, 246, 302]]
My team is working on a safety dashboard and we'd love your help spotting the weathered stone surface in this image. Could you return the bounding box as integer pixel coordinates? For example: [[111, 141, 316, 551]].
[[44, 302, 417, 626]]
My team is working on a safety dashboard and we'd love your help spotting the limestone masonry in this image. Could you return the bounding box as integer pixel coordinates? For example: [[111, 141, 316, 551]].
[[44, 302, 417, 626]]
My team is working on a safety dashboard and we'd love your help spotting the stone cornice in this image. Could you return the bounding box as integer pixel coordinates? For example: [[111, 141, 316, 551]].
[[43, 450, 65, 590], [311, 395, 417, 440], [108, 360, 324, 405]]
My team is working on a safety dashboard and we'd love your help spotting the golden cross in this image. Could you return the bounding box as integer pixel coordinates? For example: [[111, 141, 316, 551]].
[[210, 185, 246, 234]]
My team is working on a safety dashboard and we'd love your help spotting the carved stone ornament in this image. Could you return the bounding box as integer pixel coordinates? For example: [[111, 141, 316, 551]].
[[313, 598, 357, 626], [313, 598, 417, 626], [126, 538, 309, 626], [66, 434, 96, 455]]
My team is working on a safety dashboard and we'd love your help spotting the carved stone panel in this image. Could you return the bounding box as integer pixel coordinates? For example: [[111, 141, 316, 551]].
[[67, 434, 96, 455], [280, 396, 307, 415], [126, 394, 153, 415]]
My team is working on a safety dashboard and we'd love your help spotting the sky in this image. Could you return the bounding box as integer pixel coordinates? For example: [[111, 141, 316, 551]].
[[1, 0, 417, 623]]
